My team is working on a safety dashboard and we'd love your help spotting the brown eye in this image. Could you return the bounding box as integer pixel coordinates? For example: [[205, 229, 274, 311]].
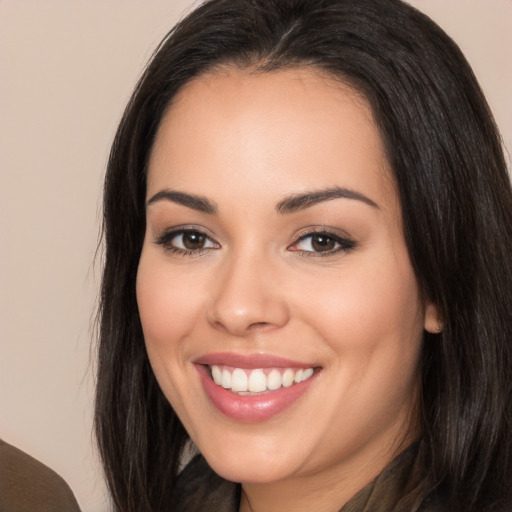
[[182, 231, 206, 250], [155, 228, 219, 254], [290, 231, 356, 255], [310, 234, 337, 252]]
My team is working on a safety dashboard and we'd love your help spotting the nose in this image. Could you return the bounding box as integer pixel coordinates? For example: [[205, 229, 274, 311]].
[[206, 250, 290, 336]]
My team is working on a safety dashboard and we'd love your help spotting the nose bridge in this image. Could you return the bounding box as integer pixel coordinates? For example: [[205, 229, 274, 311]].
[[207, 243, 289, 335]]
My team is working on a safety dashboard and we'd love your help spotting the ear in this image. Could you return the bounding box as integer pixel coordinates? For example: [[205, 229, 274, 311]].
[[424, 301, 443, 334]]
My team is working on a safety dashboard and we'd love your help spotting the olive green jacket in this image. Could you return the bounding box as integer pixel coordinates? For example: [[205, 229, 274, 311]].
[[0, 439, 81, 512]]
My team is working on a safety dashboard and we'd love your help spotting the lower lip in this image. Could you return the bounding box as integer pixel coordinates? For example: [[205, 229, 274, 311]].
[[196, 365, 318, 423]]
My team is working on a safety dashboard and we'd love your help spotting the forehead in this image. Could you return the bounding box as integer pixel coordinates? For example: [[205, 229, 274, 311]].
[[148, 67, 396, 212]]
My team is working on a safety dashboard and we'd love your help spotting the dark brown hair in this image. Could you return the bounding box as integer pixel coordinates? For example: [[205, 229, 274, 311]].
[[95, 1, 512, 510]]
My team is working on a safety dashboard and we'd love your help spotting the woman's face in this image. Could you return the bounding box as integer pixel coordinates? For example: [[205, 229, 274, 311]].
[[137, 68, 438, 488]]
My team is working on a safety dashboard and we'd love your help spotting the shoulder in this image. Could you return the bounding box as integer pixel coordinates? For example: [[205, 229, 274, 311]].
[[0, 439, 81, 512], [170, 453, 239, 512]]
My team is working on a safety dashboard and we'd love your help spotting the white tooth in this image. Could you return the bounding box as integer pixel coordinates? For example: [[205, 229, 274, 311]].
[[211, 365, 222, 385], [294, 369, 304, 383], [282, 368, 295, 387], [302, 368, 314, 380], [248, 369, 267, 392], [267, 369, 282, 390], [221, 369, 232, 389], [231, 368, 248, 392]]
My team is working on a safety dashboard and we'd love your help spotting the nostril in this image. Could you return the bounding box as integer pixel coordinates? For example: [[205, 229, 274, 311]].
[[247, 321, 276, 332]]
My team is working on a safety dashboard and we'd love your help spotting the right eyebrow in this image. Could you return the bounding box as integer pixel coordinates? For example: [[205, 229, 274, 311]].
[[146, 189, 218, 214]]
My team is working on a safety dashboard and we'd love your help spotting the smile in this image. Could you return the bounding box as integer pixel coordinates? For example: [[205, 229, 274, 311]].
[[210, 365, 315, 394], [194, 354, 321, 422]]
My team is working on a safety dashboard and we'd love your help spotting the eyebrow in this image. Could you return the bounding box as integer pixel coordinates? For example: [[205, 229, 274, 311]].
[[276, 186, 379, 214], [147, 189, 217, 214], [146, 186, 378, 215]]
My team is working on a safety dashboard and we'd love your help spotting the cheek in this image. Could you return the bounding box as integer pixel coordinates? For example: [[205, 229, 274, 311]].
[[136, 249, 210, 424], [293, 256, 423, 442], [136, 250, 205, 353], [294, 253, 424, 355]]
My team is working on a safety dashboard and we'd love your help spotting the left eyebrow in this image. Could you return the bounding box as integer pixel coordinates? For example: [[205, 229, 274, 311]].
[[276, 186, 379, 214]]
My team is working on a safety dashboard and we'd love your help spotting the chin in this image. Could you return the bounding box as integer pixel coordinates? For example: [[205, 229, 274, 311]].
[[207, 458, 293, 484], [198, 440, 304, 484]]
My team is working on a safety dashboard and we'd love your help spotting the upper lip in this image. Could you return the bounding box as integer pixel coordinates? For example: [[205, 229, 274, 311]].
[[193, 352, 319, 369]]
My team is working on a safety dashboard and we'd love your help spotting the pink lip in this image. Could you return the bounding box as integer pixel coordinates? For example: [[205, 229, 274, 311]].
[[195, 352, 315, 369], [194, 353, 320, 423]]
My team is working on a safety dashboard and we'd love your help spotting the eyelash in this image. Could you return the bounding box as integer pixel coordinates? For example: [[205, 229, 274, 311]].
[[154, 228, 220, 257], [154, 228, 356, 257], [289, 230, 356, 257]]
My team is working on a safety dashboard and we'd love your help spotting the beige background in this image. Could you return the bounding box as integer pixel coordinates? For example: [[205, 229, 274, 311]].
[[0, 1, 510, 511]]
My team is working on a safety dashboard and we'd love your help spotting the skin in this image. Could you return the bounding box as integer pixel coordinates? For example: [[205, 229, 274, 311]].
[[136, 67, 440, 512]]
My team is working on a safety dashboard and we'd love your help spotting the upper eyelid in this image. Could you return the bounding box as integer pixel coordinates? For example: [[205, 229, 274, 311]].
[[155, 225, 218, 240], [154, 226, 220, 249], [292, 225, 354, 241]]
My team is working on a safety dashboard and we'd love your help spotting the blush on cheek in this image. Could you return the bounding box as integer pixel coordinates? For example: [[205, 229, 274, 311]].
[[136, 259, 205, 348], [298, 260, 422, 356]]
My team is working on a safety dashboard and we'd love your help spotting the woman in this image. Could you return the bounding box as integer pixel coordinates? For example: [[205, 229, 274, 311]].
[[95, 0, 512, 511]]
